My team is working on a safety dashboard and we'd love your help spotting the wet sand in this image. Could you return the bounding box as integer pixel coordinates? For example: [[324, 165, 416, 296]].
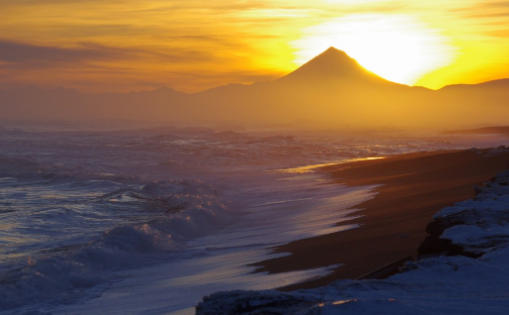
[[251, 149, 509, 290]]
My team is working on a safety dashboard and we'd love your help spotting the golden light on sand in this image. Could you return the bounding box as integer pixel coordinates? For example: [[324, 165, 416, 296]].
[[292, 14, 458, 85]]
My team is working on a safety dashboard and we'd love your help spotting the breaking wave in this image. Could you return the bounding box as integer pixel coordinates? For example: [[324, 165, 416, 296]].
[[0, 179, 234, 312]]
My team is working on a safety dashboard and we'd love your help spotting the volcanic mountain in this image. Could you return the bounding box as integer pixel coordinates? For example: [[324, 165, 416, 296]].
[[276, 47, 399, 87], [187, 47, 419, 125], [200, 47, 405, 96], [1, 47, 508, 129]]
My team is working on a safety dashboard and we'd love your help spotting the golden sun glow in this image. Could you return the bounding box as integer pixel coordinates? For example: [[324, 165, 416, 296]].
[[1, 1, 509, 92], [291, 14, 458, 86]]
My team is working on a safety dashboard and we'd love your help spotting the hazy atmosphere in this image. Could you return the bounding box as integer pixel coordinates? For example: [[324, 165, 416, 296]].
[[1, 1, 509, 315]]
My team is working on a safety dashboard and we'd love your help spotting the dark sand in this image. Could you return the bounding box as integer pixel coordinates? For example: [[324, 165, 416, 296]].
[[443, 126, 509, 136], [252, 149, 509, 290]]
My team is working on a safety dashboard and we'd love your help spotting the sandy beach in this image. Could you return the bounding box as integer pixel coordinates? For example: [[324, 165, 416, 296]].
[[252, 149, 509, 290]]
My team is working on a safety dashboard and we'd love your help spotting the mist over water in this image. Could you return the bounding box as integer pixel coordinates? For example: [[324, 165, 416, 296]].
[[0, 122, 507, 314]]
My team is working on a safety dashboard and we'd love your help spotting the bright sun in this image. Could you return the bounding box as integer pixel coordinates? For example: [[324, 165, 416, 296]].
[[291, 14, 457, 85]]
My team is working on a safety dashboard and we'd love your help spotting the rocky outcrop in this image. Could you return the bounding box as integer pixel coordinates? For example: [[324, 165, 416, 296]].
[[419, 169, 509, 258]]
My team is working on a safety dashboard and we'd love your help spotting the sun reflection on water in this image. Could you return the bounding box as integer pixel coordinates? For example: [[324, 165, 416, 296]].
[[277, 156, 385, 174]]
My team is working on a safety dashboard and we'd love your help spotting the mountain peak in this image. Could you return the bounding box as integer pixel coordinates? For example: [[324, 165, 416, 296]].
[[278, 47, 393, 85], [323, 46, 348, 55]]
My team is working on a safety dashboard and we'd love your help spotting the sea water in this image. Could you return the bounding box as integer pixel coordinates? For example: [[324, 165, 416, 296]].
[[0, 124, 494, 314]]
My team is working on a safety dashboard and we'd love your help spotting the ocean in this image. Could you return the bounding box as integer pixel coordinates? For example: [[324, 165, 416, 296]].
[[0, 123, 496, 314]]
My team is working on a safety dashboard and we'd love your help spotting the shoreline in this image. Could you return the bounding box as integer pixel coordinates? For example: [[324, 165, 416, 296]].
[[251, 148, 509, 290]]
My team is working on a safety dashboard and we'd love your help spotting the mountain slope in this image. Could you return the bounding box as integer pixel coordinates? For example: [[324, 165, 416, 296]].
[[188, 47, 416, 125], [277, 47, 399, 87], [0, 47, 508, 129]]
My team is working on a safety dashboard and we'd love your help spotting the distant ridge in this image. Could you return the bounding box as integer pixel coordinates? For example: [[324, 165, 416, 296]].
[[441, 78, 509, 90]]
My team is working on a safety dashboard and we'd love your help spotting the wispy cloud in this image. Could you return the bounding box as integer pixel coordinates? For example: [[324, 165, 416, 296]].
[[0, 39, 220, 68], [0, 40, 125, 64]]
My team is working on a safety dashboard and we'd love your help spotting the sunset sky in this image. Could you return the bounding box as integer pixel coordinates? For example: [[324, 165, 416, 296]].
[[1, 0, 508, 93]]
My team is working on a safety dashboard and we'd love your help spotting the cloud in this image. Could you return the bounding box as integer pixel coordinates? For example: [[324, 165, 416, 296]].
[[449, 0, 509, 18], [0, 39, 219, 70], [0, 40, 125, 64], [478, 0, 509, 9]]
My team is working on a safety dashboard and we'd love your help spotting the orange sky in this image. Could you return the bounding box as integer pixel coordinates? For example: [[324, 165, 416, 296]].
[[1, 0, 508, 93]]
